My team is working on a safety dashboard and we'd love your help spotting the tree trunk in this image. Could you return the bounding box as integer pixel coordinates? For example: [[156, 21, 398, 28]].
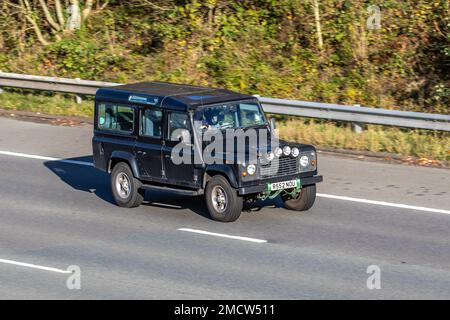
[[26, 15, 50, 46], [55, 0, 65, 29], [313, 0, 323, 52], [67, 0, 82, 30], [83, 0, 95, 20], [19, 0, 50, 46], [38, 0, 61, 31]]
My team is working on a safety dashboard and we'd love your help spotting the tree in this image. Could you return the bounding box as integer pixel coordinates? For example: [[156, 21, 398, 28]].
[[4, 0, 110, 46]]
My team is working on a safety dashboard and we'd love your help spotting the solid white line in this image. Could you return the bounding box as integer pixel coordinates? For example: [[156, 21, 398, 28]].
[[317, 193, 450, 215], [0, 258, 71, 274], [1, 149, 449, 215], [0, 150, 93, 166], [178, 228, 267, 243]]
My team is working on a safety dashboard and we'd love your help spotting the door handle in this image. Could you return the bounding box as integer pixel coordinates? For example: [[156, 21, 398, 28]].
[[137, 150, 146, 155]]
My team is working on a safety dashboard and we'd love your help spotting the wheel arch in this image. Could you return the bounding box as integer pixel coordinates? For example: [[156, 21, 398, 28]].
[[108, 151, 140, 179], [203, 164, 239, 189]]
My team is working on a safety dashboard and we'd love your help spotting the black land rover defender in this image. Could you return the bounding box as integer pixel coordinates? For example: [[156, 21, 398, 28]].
[[93, 82, 323, 222]]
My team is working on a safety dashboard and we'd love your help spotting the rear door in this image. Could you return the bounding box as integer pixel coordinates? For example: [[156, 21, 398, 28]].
[[135, 107, 164, 180], [162, 111, 196, 187]]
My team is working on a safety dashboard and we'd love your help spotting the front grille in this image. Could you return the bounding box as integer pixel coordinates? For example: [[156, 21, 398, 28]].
[[260, 156, 298, 177]]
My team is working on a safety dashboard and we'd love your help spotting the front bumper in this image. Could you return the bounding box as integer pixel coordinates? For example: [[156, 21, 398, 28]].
[[238, 175, 323, 195]]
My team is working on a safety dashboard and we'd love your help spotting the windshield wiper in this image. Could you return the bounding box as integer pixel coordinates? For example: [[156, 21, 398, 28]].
[[241, 123, 268, 130]]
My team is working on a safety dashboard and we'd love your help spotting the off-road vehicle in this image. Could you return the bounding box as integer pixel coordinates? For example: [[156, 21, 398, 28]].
[[93, 82, 323, 222]]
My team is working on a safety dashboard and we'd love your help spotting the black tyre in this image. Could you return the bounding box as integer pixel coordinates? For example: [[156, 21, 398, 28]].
[[111, 162, 144, 208], [205, 175, 243, 222], [282, 184, 316, 211]]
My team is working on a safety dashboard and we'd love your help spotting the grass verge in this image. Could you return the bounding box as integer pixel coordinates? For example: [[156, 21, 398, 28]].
[[0, 90, 94, 118], [277, 118, 449, 161]]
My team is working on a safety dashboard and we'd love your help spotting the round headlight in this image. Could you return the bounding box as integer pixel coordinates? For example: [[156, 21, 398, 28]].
[[266, 151, 275, 161], [291, 147, 300, 157], [247, 164, 256, 175], [283, 146, 291, 156], [274, 147, 282, 157], [300, 155, 309, 167]]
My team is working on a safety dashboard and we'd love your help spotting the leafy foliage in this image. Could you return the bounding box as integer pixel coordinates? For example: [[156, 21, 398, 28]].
[[1, 0, 449, 113]]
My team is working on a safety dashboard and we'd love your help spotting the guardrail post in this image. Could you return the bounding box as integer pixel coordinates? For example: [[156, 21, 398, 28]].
[[75, 78, 82, 104], [352, 104, 364, 133]]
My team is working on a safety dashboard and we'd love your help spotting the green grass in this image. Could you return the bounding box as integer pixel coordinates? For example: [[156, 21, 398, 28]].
[[0, 90, 448, 161], [0, 90, 94, 118]]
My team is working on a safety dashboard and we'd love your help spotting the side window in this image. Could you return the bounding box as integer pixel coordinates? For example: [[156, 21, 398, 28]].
[[239, 103, 264, 127], [98, 103, 134, 133], [140, 108, 163, 137], [168, 112, 190, 142]]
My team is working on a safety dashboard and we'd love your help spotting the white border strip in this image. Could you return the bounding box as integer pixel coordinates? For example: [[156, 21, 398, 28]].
[[0, 258, 71, 274], [178, 228, 267, 243], [317, 193, 450, 215], [0, 150, 92, 166]]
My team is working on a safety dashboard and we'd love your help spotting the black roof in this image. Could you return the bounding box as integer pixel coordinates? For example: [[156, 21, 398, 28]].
[[95, 81, 255, 111]]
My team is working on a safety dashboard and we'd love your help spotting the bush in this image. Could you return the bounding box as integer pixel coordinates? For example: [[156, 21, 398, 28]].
[[43, 35, 124, 80]]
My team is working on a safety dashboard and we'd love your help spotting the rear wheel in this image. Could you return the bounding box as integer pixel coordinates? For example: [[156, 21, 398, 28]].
[[282, 184, 316, 211], [111, 162, 144, 208], [205, 175, 243, 222]]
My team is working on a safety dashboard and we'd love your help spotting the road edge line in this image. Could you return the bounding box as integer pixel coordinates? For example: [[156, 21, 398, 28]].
[[317, 193, 450, 215]]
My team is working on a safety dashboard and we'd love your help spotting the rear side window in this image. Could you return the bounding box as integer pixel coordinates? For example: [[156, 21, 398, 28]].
[[98, 103, 134, 133], [140, 108, 163, 137]]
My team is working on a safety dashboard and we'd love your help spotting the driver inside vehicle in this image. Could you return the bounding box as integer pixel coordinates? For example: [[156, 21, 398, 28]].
[[200, 107, 226, 130]]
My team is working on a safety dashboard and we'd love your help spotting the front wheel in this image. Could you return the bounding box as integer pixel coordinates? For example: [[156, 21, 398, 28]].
[[205, 175, 243, 222], [111, 162, 144, 208], [282, 184, 316, 211]]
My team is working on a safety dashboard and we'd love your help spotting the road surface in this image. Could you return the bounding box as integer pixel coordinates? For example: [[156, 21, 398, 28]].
[[0, 117, 449, 299]]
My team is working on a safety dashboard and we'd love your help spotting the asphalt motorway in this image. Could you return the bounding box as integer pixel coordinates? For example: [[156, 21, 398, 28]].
[[0, 117, 449, 299]]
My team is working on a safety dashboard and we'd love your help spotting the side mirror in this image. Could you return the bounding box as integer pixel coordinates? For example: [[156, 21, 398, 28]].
[[270, 117, 279, 138], [270, 118, 277, 130]]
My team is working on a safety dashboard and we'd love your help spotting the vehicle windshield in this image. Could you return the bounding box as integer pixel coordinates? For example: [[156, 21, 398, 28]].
[[193, 100, 266, 131]]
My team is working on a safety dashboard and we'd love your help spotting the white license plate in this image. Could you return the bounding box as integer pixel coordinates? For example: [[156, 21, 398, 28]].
[[268, 179, 298, 191]]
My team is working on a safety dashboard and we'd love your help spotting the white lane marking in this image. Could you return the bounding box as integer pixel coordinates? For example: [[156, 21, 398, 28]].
[[0, 258, 71, 274], [317, 193, 450, 215], [0, 150, 93, 166], [1, 149, 449, 215], [178, 228, 267, 243]]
